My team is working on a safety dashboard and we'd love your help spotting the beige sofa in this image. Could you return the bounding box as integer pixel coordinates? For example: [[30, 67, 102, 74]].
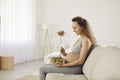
[[46, 45, 120, 80]]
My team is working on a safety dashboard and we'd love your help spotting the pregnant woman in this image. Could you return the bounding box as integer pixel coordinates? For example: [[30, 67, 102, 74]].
[[40, 16, 97, 80]]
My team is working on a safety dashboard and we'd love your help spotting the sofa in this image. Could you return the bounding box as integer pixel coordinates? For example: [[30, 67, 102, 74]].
[[45, 45, 120, 80]]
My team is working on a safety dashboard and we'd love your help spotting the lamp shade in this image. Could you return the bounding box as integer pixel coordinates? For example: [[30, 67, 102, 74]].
[[42, 23, 53, 30]]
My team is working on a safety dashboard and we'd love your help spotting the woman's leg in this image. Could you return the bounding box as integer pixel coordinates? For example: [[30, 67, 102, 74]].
[[40, 64, 83, 80]]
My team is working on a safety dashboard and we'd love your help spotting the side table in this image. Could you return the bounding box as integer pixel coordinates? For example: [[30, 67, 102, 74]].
[[0, 56, 14, 70]]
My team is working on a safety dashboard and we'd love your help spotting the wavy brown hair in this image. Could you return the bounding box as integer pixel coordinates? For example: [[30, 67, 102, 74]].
[[72, 16, 97, 44]]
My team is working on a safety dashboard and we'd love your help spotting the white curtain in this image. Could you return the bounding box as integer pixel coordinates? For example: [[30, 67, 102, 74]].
[[0, 0, 38, 64]]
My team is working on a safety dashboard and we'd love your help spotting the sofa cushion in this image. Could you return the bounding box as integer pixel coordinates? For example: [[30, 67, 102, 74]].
[[91, 46, 120, 80], [83, 46, 105, 80], [46, 73, 87, 80]]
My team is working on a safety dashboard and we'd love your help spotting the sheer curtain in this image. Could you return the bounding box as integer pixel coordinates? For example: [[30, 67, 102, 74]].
[[0, 0, 38, 64]]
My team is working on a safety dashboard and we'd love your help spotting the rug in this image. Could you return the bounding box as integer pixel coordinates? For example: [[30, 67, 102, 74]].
[[16, 75, 39, 80]]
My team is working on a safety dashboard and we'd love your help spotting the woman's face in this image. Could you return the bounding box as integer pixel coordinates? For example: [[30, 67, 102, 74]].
[[72, 22, 82, 35]]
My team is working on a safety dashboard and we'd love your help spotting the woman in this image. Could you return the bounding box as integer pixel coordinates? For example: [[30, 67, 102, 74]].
[[40, 16, 96, 80]]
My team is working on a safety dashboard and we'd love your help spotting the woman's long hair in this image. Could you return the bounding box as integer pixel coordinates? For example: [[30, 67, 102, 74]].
[[72, 16, 97, 44]]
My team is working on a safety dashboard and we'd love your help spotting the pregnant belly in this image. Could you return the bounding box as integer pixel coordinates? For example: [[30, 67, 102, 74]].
[[65, 52, 79, 63]]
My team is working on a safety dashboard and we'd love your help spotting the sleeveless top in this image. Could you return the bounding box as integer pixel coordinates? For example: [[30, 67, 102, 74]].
[[72, 39, 82, 55]]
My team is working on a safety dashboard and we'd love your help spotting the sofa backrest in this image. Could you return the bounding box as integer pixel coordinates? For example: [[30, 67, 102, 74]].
[[91, 46, 120, 80], [83, 45, 104, 80]]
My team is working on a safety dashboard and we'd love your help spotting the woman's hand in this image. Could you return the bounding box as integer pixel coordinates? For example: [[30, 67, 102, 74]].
[[60, 47, 65, 53], [53, 62, 64, 67], [60, 47, 67, 56]]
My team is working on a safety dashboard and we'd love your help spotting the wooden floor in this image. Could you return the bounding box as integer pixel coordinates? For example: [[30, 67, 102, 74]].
[[0, 59, 44, 80]]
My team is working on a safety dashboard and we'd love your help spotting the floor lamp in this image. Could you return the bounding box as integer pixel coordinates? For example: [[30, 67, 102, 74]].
[[42, 24, 51, 58]]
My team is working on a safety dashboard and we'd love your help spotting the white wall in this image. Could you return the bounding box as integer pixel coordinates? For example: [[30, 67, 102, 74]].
[[37, 0, 120, 49], [0, 0, 1, 16]]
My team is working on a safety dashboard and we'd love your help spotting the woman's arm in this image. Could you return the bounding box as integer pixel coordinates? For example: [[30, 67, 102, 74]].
[[62, 38, 91, 67], [60, 38, 80, 57]]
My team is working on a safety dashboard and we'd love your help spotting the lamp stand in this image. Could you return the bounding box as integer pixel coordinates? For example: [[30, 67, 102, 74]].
[[42, 29, 51, 58]]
